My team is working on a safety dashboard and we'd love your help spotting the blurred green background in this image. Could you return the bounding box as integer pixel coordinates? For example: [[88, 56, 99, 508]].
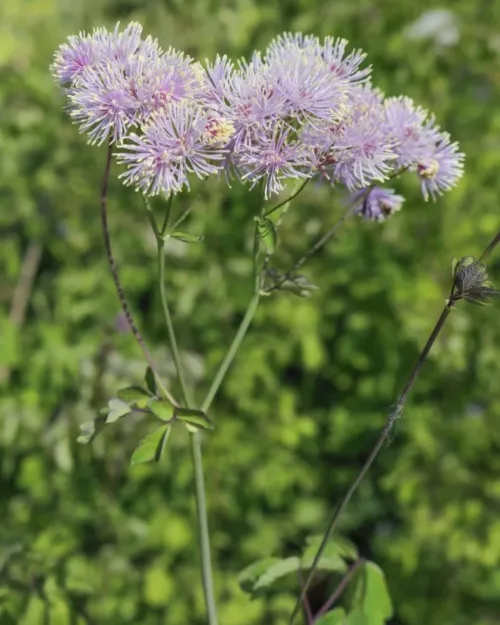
[[2, 0, 500, 623]]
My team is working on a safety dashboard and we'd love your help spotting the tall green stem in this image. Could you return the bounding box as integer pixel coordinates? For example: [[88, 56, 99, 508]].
[[201, 291, 260, 413], [190, 431, 218, 625], [143, 195, 218, 625], [157, 240, 193, 406]]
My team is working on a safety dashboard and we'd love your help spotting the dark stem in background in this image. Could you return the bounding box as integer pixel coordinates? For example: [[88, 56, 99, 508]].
[[100, 144, 177, 406], [290, 226, 500, 624], [479, 231, 500, 262], [314, 559, 364, 622], [0, 240, 43, 383], [289, 302, 453, 624], [297, 569, 314, 625]]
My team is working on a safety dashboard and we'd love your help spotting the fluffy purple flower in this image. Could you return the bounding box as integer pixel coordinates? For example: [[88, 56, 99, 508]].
[[322, 37, 371, 84], [417, 133, 464, 200], [384, 96, 440, 167], [68, 63, 141, 145], [51, 32, 96, 84], [303, 85, 397, 190], [351, 186, 405, 221], [210, 60, 285, 152], [54, 22, 203, 145], [52, 25, 465, 202], [266, 33, 371, 87], [116, 103, 231, 195], [264, 47, 347, 125], [130, 52, 203, 121], [236, 125, 311, 199], [51, 22, 148, 86], [384, 96, 464, 199], [263, 35, 349, 124]]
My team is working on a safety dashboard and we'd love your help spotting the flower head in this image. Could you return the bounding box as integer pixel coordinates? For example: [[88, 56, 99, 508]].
[[68, 63, 141, 145], [351, 186, 405, 222], [384, 96, 465, 200], [236, 125, 311, 198], [52, 25, 465, 203], [417, 133, 464, 200], [53, 22, 202, 145], [117, 102, 230, 195], [264, 40, 348, 124], [51, 32, 96, 84]]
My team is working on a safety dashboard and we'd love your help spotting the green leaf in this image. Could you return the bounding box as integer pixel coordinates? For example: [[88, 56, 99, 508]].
[[451, 257, 459, 278], [145, 367, 157, 395], [255, 216, 278, 254], [106, 398, 132, 424], [130, 425, 171, 466], [238, 557, 302, 595], [301, 535, 350, 573], [237, 558, 282, 593], [76, 416, 106, 444], [149, 399, 174, 422], [169, 231, 204, 243], [305, 534, 358, 561], [117, 386, 152, 408], [351, 562, 393, 625], [252, 557, 301, 592], [174, 407, 214, 431], [347, 608, 369, 625], [315, 608, 347, 625]]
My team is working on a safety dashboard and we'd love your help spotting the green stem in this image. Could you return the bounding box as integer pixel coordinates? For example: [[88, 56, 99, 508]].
[[157, 239, 193, 406], [201, 291, 260, 413], [143, 194, 218, 625], [264, 178, 309, 217], [190, 431, 218, 625], [201, 219, 262, 413]]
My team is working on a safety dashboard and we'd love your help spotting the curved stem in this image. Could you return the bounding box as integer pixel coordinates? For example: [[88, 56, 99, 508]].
[[100, 144, 177, 406], [264, 178, 310, 217], [290, 303, 454, 624]]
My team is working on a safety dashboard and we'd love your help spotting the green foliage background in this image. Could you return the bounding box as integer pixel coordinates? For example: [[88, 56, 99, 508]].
[[1, 0, 500, 623]]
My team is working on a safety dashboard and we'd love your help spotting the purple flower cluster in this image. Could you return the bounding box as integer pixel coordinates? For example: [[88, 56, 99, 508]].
[[52, 23, 465, 208], [51, 23, 230, 194]]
